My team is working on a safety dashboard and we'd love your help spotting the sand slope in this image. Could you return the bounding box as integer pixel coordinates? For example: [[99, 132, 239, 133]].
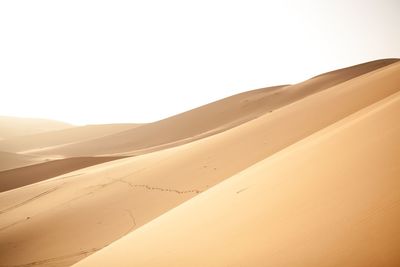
[[27, 85, 287, 157], [0, 60, 399, 267], [0, 151, 41, 172], [0, 124, 141, 154], [0, 116, 72, 139], [0, 157, 125, 193], [74, 84, 400, 267], [27, 58, 398, 158]]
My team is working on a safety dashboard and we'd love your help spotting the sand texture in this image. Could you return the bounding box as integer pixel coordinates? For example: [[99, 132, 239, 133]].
[[0, 59, 399, 267]]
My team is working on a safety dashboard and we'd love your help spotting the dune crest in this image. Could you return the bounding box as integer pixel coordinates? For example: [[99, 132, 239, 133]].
[[23, 59, 398, 158]]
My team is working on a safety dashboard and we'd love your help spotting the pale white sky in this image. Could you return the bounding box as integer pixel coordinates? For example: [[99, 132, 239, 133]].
[[1, 0, 399, 125]]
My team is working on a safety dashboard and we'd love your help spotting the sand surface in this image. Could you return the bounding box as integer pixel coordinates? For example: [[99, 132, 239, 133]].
[[0, 151, 42, 172], [0, 59, 399, 267], [74, 82, 400, 267], [0, 124, 140, 154], [0, 157, 125, 193], [0, 124, 141, 172]]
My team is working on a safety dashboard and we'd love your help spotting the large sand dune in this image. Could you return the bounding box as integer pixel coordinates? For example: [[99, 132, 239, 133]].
[[74, 81, 400, 267], [25, 85, 287, 157], [0, 59, 399, 267], [25, 58, 397, 158]]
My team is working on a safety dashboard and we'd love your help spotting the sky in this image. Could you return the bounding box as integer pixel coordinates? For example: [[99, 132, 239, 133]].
[[1, 0, 399, 125]]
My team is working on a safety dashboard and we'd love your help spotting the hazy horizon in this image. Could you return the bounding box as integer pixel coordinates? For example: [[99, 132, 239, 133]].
[[1, 0, 399, 125]]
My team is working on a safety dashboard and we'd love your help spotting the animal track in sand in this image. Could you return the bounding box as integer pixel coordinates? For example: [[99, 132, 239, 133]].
[[0, 187, 59, 215], [113, 178, 202, 194]]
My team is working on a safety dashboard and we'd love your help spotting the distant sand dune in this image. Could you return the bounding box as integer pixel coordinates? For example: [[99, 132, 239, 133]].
[[0, 124, 141, 154], [0, 59, 399, 267], [0, 151, 40, 172], [0, 156, 124, 193], [0, 116, 72, 139]]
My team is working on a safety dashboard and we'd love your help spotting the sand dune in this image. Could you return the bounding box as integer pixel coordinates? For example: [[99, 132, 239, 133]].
[[0, 116, 72, 140], [0, 157, 125, 193], [0, 151, 42, 172], [26, 85, 287, 157], [25, 58, 398, 158], [0, 124, 139, 173], [74, 84, 400, 267], [0, 123, 141, 154], [0, 59, 398, 267]]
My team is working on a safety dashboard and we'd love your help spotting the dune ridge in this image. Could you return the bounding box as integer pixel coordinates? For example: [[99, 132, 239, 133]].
[[24, 58, 398, 158]]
